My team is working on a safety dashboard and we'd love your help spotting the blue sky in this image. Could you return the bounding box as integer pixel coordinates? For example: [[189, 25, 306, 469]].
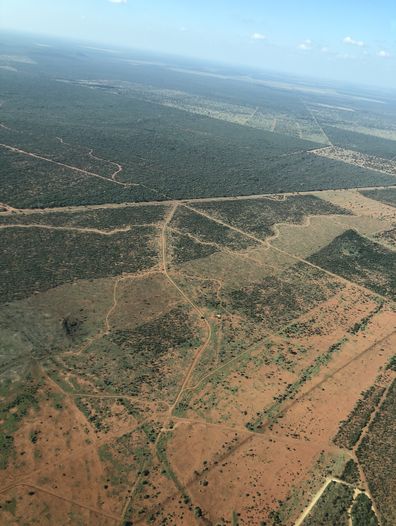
[[1, 0, 396, 87]]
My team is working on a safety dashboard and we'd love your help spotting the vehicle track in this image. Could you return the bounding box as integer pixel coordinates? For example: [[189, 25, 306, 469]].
[[0, 482, 120, 522], [87, 148, 124, 182], [131, 330, 395, 525], [294, 477, 355, 526], [303, 103, 333, 146], [0, 223, 133, 235], [0, 143, 131, 187], [160, 204, 213, 411], [3, 133, 395, 525], [119, 204, 214, 525], [2, 183, 396, 217], [185, 203, 394, 304]]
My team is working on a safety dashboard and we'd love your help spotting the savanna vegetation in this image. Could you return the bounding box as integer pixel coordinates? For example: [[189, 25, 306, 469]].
[[301, 481, 354, 526], [333, 385, 385, 449], [323, 125, 396, 159], [308, 230, 396, 298], [0, 225, 159, 302], [61, 306, 201, 400], [193, 194, 350, 238], [1, 33, 396, 526], [227, 263, 341, 330], [361, 187, 396, 208], [357, 380, 396, 526]]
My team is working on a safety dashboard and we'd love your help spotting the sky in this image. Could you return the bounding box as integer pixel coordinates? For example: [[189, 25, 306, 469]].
[[1, 0, 396, 88]]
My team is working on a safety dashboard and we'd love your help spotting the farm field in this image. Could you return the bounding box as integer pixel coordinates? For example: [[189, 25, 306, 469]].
[[0, 33, 395, 526]]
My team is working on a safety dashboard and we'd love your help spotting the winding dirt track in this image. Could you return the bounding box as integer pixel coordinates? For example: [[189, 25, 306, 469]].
[[118, 204, 216, 524], [87, 148, 124, 183], [0, 223, 133, 235], [0, 143, 129, 187], [2, 133, 395, 525]]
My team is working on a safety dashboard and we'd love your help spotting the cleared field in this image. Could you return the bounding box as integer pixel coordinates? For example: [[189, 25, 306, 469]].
[[173, 245, 296, 288], [108, 272, 183, 331], [0, 486, 116, 526], [319, 188, 396, 222], [271, 215, 349, 258]]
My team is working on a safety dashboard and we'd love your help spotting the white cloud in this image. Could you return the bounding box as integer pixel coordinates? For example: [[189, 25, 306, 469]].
[[180, 26, 188, 32], [343, 36, 364, 47], [251, 32, 266, 41], [108, 0, 127, 4], [298, 39, 312, 50], [321, 46, 329, 53], [377, 50, 391, 58]]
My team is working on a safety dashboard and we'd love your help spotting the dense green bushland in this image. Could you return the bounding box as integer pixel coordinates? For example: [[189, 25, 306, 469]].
[[193, 194, 350, 238], [0, 226, 159, 302], [171, 206, 256, 250], [308, 230, 396, 298], [361, 188, 396, 208], [323, 125, 396, 159], [357, 380, 396, 526], [0, 204, 168, 228], [301, 481, 354, 526]]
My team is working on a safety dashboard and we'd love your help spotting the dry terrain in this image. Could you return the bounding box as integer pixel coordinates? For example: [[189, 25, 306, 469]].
[[1, 49, 396, 525]]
